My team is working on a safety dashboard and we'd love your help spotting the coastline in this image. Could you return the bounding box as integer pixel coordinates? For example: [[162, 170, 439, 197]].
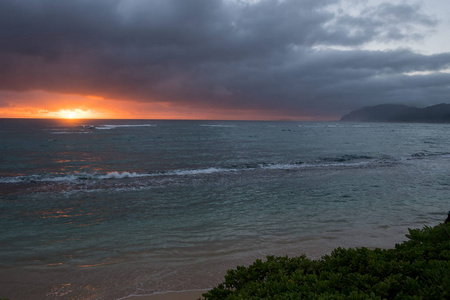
[[116, 226, 410, 300], [0, 224, 414, 300], [121, 289, 208, 300]]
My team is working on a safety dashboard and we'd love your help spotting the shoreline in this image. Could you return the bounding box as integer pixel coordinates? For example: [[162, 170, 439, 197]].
[[0, 225, 414, 300], [120, 289, 209, 300]]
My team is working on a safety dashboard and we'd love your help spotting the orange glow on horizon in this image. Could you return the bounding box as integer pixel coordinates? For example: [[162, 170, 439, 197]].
[[56, 109, 97, 119], [0, 90, 334, 121]]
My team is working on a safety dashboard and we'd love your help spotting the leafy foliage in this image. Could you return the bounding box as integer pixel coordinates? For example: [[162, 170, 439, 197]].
[[202, 224, 450, 299]]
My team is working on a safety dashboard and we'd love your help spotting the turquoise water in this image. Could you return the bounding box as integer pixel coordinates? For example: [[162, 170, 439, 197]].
[[0, 119, 449, 299]]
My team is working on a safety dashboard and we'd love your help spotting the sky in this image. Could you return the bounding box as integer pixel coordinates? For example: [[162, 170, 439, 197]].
[[1, 0, 449, 120]]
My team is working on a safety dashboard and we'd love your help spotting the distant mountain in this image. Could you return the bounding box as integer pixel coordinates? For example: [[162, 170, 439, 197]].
[[340, 103, 450, 123]]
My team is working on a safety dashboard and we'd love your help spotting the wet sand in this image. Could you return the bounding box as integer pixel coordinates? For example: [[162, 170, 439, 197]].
[[123, 289, 207, 300], [0, 226, 411, 299]]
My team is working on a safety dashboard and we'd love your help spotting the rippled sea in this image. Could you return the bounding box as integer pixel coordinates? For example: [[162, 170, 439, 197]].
[[0, 119, 449, 299]]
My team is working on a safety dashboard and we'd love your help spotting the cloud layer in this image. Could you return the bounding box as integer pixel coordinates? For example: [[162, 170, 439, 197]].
[[1, 0, 449, 119]]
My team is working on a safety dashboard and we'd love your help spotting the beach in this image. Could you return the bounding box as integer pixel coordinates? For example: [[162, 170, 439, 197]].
[[123, 290, 206, 300]]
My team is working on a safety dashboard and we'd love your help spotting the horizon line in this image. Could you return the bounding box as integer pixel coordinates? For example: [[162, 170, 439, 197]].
[[0, 117, 340, 122]]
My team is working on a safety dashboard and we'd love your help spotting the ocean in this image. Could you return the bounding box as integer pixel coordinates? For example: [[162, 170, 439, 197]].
[[0, 119, 449, 299]]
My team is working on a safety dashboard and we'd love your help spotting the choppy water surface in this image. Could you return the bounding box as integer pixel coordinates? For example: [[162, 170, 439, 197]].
[[0, 119, 449, 299]]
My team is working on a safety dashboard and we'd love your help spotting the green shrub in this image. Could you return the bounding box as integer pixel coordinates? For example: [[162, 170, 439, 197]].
[[202, 224, 450, 299]]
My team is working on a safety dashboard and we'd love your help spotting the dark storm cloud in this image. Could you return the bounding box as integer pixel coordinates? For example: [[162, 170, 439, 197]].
[[1, 0, 449, 118]]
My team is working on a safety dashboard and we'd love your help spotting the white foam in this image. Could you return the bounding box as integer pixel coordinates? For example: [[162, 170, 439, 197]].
[[199, 124, 236, 128], [100, 171, 147, 179], [297, 124, 330, 128], [297, 123, 372, 128], [0, 172, 141, 183], [0, 160, 380, 185], [0, 177, 25, 183], [257, 160, 376, 171], [95, 124, 157, 130], [48, 128, 91, 134], [314, 161, 373, 168], [259, 163, 304, 170], [165, 167, 238, 176], [49, 174, 88, 182], [0, 174, 80, 183], [0, 168, 234, 184], [350, 124, 372, 128]]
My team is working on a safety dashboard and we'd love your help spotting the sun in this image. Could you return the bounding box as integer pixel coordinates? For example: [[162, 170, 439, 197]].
[[57, 109, 93, 119]]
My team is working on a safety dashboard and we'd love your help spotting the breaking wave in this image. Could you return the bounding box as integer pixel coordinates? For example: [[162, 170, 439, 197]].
[[94, 124, 157, 130], [297, 123, 373, 128], [0, 172, 153, 183], [0, 156, 387, 184], [199, 124, 237, 128], [5, 152, 446, 185]]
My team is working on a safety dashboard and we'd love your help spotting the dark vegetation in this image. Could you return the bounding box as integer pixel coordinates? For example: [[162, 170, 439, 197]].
[[340, 103, 450, 123], [202, 224, 450, 299]]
